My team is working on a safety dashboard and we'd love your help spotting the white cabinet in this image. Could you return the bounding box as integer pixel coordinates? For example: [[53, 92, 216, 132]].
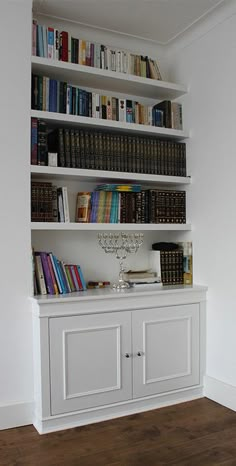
[[49, 312, 132, 414], [31, 285, 206, 434], [132, 304, 199, 398]]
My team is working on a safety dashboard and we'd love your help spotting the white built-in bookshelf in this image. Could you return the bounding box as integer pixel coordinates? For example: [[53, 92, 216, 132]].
[[31, 31, 192, 290], [30, 18, 208, 436]]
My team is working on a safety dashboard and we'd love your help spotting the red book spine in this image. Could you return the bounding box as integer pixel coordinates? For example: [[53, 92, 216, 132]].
[[60, 31, 68, 62], [73, 265, 83, 290]]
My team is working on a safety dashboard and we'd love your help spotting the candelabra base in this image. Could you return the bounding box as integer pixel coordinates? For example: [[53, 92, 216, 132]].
[[112, 279, 131, 290]]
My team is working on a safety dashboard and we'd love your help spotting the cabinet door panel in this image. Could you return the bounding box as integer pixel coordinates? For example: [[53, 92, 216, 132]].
[[132, 304, 199, 398], [50, 311, 132, 415]]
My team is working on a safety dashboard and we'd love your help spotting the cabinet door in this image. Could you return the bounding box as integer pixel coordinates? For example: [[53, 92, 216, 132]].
[[49, 311, 132, 415], [132, 304, 199, 399]]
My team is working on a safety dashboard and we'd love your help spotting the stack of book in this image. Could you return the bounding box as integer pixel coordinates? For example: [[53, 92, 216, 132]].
[[151, 242, 193, 286], [33, 250, 87, 295], [31, 76, 182, 130], [31, 182, 70, 223], [32, 20, 162, 80], [123, 270, 162, 287]]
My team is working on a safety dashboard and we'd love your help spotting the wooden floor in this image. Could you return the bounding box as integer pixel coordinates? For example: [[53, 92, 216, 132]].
[[1, 398, 236, 466]]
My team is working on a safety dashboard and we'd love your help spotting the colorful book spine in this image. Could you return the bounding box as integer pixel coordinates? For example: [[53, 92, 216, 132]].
[[77, 266, 87, 290], [39, 252, 55, 295]]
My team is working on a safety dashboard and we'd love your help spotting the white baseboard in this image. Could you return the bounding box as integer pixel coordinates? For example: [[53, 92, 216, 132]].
[[34, 386, 204, 434], [0, 402, 33, 430], [204, 375, 236, 412]]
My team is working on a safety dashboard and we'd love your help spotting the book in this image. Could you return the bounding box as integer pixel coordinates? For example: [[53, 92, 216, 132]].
[[62, 187, 70, 223], [34, 254, 47, 295], [95, 184, 141, 192], [127, 277, 161, 284], [39, 252, 55, 294], [77, 265, 87, 290], [31, 118, 38, 165], [153, 100, 172, 128], [75, 192, 91, 223]]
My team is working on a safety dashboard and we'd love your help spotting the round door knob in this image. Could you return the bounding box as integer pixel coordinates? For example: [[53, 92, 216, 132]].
[[125, 353, 131, 358], [137, 351, 142, 357]]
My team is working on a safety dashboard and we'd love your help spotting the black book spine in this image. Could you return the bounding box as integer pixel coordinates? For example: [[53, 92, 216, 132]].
[[37, 120, 48, 166], [70, 129, 76, 168]]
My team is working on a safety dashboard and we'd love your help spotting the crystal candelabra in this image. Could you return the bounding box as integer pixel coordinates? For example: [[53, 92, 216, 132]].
[[98, 232, 144, 290]]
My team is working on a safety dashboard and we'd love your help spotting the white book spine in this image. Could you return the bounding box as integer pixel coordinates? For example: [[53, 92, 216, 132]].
[[111, 50, 116, 71], [148, 106, 153, 125], [119, 99, 126, 122], [62, 187, 70, 223], [95, 93, 100, 119], [116, 50, 121, 72], [92, 92, 96, 118]]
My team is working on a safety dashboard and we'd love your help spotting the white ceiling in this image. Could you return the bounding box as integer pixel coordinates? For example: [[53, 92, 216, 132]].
[[33, 0, 228, 45]]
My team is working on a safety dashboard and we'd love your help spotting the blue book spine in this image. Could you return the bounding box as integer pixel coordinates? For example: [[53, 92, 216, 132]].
[[50, 254, 63, 294], [77, 266, 87, 290], [76, 88, 79, 115], [47, 28, 54, 59], [55, 259, 67, 294]]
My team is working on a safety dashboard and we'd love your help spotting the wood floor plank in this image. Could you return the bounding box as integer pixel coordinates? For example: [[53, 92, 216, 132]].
[[0, 398, 236, 466]]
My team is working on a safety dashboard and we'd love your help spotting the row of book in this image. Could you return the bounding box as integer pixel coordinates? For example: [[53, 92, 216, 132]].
[[31, 74, 182, 129], [76, 187, 186, 224], [32, 20, 162, 80], [148, 243, 193, 286], [31, 120, 187, 177], [31, 182, 70, 223], [33, 250, 87, 295]]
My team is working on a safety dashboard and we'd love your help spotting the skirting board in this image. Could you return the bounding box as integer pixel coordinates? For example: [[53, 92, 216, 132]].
[[0, 402, 33, 430], [34, 386, 204, 434], [204, 375, 236, 412]]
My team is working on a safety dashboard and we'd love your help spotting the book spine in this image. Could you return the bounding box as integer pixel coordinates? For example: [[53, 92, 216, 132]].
[[73, 265, 83, 290], [47, 254, 59, 294], [49, 253, 62, 294], [35, 254, 47, 295], [77, 265, 87, 290], [40, 252, 55, 295], [31, 118, 38, 165], [62, 186, 70, 223]]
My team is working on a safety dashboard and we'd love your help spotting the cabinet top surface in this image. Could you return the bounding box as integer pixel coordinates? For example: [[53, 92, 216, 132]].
[[31, 284, 207, 306]]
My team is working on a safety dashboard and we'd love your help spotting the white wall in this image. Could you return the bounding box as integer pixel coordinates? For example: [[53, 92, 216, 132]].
[[0, 4, 170, 429], [0, 0, 33, 428], [168, 4, 236, 406], [3, 0, 235, 429]]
